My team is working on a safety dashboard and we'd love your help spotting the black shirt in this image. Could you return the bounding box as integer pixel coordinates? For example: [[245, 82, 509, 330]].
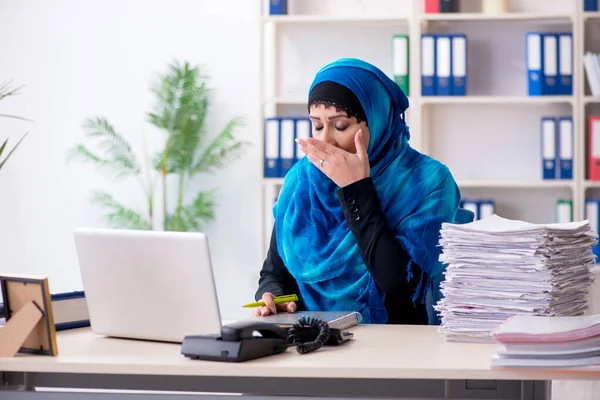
[[255, 177, 428, 325]]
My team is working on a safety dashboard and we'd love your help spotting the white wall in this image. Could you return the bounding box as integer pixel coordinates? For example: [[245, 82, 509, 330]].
[[0, 0, 261, 320]]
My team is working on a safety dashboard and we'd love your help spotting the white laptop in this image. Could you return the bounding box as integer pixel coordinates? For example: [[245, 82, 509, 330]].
[[72, 228, 223, 343]]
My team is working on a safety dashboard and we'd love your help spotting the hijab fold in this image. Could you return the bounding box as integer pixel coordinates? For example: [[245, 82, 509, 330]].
[[273, 58, 461, 324]]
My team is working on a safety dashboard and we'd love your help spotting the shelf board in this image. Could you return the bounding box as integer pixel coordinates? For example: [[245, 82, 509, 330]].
[[263, 178, 285, 186], [584, 181, 600, 189], [584, 96, 600, 104], [457, 180, 574, 189], [263, 15, 409, 24], [583, 12, 600, 20], [420, 95, 574, 105], [420, 12, 573, 22], [264, 98, 305, 105]]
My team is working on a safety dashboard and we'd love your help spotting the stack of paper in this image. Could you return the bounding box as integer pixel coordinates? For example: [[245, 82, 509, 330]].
[[491, 314, 600, 368], [434, 214, 598, 343]]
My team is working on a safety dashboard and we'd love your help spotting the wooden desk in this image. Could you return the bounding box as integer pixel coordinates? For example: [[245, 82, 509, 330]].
[[0, 324, 594, 399]]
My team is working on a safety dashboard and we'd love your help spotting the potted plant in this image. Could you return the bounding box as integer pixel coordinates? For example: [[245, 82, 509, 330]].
[[0, 80, 29, 172], [67, 60, 249, 231]]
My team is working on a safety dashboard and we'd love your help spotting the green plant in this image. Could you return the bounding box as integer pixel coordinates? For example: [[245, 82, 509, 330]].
[[67, 60, 249, 231], [0, 80, 29, 172]]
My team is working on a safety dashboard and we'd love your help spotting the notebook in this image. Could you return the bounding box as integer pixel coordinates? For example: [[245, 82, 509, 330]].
[[249, 311, 362, 330]]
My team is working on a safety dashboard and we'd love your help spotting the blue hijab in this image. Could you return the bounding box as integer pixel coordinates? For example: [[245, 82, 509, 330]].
[[273, 58, 461, 324]]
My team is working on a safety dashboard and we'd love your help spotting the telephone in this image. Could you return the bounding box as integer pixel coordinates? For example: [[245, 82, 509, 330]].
[[181, 316, 353, 362]]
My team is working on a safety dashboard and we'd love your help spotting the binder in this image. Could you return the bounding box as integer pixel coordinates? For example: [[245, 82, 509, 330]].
[[478, 200, 495, 219], [542, 34, 558, 95], [295, 118, 311, 161], [526, 32, 543, 96], [280, 118, 295, 176], [558, 116, 573, 179], [436, 35, 452, 96], [460, 200, 479, 220], [584, 0, 599, 11], [557, 33, 573, 95], [439, 0, 457, 13], [421, 35, 436, 96], [269, 0, 287, 15], [585, 199, 600, 262], [392, 35, 409, 95], [589, 116, 600, 181], [555, 199, 573, 223], [451, 34, 467, 96], [264, 118, 280, 178], [541, 117, 557, 179], [424, 0, 439, 13]]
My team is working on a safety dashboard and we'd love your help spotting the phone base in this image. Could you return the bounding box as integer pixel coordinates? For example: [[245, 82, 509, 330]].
[[181, 334, 290, 362]]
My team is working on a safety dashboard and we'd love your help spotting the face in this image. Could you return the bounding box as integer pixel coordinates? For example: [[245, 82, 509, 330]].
[[308, 104, 370, 154]]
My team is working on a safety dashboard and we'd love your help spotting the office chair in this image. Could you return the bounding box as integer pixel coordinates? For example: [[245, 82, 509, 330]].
[[425, 207, 475, 325]]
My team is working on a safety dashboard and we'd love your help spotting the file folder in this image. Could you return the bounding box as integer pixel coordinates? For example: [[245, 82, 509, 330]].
[[585, 199, 600, 262], [439, 0, 458, 12], [460, 200, 479, 220], [269, 0, 287, 15], [558, 33, 573, 95], [558, 116, 573, 179], [451, 34, 467, 96], [541, 117, 557, 179], [555, 199, 573, 223], [542, 34, 558, 95], [295, 118, 311, 161], [436, 35, 452, 96], [526, 32, 543, 96], [424, 0, 439, 13], [421, 35, 436, 96], [478, 200, 495, 219], [589, 116, 600, 181], [584, 0, 599, 12], [264, 118, 280, 178], [392, 35, 409, 95], [280, 118, 295, 176]]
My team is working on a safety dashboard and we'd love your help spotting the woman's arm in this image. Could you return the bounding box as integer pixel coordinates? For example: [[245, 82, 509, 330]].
[[335, 177, 419, 294], [255, 226, 303, 307]]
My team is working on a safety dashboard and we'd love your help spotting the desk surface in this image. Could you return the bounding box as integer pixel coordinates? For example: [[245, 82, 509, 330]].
[[1, 325, 599, 381]]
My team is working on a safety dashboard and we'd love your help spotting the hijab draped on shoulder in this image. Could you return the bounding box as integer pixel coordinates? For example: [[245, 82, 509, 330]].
[[273, 58, 461, 324]]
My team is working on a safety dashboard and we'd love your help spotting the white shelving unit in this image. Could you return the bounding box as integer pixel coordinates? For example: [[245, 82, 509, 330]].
[[258, 0, 598, 258]]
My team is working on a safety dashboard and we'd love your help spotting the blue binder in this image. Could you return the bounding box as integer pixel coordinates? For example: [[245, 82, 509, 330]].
[[421, 34, 437, 96], [557, 33, 573, 95], [264, 118, 281, 178], [459, 200, 479, 220], [269, 0, 287, 15], [585, 199, 600, 262], [450, 34, 467, 96], [279, 118, 295, 177], [526, 32, 543, 96], [584, 0, 598, 11], [436, 35, 452, 96], [541, 117, 557, 179], [478, 200, 495, 219], [542, 33, 558, 95], [558, 116, 573, 179]]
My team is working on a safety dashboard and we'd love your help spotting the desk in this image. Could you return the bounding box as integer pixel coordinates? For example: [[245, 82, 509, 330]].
[[0, 325, 596, 400]]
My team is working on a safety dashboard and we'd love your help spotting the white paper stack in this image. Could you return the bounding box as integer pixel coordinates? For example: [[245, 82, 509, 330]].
[[434, 214, 598, 343]]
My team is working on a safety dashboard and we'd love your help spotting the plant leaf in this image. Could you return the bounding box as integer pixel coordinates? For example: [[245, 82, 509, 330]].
[[164, 190, 216, 231], [0, 133, 28, 171], [192, 118, 249, 174], [66, 117, 141, 181], [91, 191, 151, 230]]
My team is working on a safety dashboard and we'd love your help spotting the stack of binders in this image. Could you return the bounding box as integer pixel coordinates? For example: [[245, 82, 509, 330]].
[[421, 34, 467, 96], [526, 32, 573, 96], [424, 0, 458, 13], [460, 200, 494, 221], [540, 116, 573, 180], [264, 117, 311, 178]]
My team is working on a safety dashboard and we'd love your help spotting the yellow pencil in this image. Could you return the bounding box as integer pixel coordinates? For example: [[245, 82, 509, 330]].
[[242, 294, 298, 308]]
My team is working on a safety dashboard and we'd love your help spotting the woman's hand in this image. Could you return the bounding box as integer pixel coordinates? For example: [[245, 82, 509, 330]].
[[252, 292, 297, 316], [296, 129, 370, 188]]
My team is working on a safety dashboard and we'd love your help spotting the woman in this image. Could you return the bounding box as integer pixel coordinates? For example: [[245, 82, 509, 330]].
[[254, 58, 461, 325]]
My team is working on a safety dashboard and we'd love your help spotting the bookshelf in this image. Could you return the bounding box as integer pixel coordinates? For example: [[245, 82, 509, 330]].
[[258, 0, 598, 258]]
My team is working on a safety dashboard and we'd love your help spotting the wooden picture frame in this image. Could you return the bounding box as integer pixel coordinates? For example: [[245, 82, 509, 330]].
[[0, 274, 58, 357]]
